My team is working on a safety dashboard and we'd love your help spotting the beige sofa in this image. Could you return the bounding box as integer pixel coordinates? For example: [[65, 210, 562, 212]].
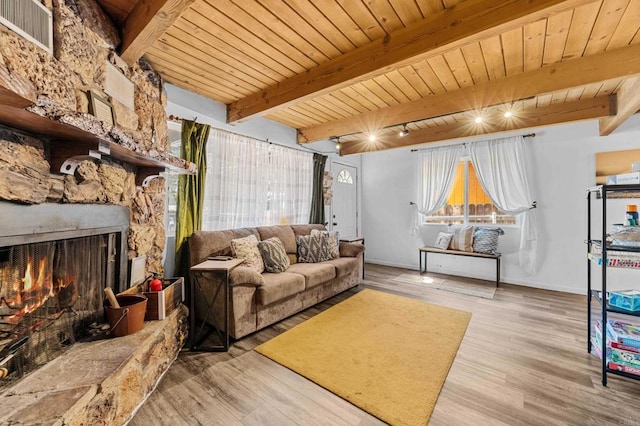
[[189, 224, 364, 339]]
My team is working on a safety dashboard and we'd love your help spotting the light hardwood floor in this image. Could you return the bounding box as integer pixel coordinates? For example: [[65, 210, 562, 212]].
[[130, 264, 640, 425]]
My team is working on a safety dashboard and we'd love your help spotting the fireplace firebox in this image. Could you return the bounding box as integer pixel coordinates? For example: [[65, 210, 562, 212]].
[[0, 202, 128, 389]]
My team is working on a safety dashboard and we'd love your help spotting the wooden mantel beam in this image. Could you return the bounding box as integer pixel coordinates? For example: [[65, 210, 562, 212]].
[[227, 0, 590, 123], [599, 76, 640, 136], [340, 96, 612, 155], [299, 43, 640, 144], [120, 0, 195, 66]]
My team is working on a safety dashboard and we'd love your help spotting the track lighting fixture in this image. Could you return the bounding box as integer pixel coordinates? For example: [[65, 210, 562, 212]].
[[399, 123, 409, 137]]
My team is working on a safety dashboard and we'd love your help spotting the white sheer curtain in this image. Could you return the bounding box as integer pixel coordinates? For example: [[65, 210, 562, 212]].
[[468, 135, 538, 274], [202, 128, 313, 230], [413, 144, 465, 234], [267, 143, 313, 225]]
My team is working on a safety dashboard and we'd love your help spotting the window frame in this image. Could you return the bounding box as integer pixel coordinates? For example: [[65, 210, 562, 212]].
[[423, 157, 520, 228]]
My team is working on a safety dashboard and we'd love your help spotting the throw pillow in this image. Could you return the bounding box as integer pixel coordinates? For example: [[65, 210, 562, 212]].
[[311, 229, 340, 259], [258, 237, 290, 273], [448, 225, 474, 252], [433, 232, 453, 250], [473, 227, 504, 255], [230, 234, 264, 273], [297, 233, 332, 263]]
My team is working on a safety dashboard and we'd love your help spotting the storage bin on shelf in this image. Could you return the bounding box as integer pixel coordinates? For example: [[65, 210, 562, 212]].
[[610, 290, 640, 312]]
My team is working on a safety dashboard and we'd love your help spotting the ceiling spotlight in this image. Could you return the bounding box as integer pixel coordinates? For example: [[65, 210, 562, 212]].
[[503, 111, 513, 118], [399, 124, 409, 137], [333, 137, 341, 154], [368, 134, 376, 142], [474, 116, 483, 124]]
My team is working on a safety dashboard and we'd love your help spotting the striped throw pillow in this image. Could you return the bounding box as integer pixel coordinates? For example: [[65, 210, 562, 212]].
[[448, 225, 474, 252]]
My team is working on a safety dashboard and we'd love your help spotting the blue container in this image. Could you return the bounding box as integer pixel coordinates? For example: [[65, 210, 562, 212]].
[[610, 290, 640, 312]]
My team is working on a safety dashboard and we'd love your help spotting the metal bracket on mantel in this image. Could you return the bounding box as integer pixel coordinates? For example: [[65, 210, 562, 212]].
[[50, 140, 111, 175], [135, 167, 165, 188]]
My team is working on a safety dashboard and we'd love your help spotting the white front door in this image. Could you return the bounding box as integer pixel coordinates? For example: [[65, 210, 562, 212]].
[[330, 162, 358, 239]]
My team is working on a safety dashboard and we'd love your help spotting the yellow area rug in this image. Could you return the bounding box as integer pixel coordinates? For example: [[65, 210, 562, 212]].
[[255, 289, 472, 425]]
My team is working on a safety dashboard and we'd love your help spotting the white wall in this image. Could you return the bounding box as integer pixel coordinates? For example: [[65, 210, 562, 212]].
[[361, 114, 640, 294]]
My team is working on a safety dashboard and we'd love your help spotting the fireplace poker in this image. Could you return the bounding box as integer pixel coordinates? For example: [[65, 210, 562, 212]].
[[0, 334, 28, 366]]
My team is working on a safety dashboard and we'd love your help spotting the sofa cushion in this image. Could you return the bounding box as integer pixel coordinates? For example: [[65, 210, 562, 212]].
[[231, 234, 264, 273], [189, 228, 259, 266], [286, 263, 336, 289], [339, 242, 364, 258], [324, 257, 358, 278], [230, 266, 265, 286], [297, 233, 332, 263], [311, 229, 340, 259], [290, 224, 326, 238], [258, 237, 290, 273], [257, 226, 297, 255], [257, 272, 305, 306]]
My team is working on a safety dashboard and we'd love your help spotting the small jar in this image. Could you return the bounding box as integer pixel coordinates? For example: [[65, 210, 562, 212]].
[[626, 205, 639, 226]]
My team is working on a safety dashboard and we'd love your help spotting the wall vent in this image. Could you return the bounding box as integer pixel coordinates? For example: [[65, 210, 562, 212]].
[[0, 0, 53, 54]]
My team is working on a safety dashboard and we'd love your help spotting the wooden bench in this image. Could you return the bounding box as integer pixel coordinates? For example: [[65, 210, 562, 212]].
[[418, 246, 501, 286]]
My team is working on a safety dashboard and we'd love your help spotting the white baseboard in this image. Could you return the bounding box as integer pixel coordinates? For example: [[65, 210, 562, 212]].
[[364, 259, 583, 295]]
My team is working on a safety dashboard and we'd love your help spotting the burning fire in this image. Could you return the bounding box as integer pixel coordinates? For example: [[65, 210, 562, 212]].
[[5, 257, 69, 324]]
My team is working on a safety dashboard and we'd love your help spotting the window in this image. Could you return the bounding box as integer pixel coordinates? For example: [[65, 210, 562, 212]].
[[425, 159, 515, 225], [337, 169, 353, 184]]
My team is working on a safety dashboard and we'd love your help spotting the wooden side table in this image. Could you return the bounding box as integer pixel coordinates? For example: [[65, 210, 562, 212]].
[[340, 237, 365, 279], [189, 258, 244, 352]]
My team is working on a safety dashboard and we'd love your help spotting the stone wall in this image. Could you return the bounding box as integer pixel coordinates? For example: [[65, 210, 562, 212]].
[[0, 0, 171, 272]]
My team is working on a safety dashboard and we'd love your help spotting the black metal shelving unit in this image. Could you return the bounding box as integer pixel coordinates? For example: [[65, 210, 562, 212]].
[[587, 184, 640, 386]]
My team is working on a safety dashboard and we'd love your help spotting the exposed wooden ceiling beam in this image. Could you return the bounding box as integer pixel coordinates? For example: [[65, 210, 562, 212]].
[[120, 0, 195, 65], [340, 96, 612, 155], [299, 43, 640, 143], [599, 76, 640, 136], [227, 0, 591, 123]]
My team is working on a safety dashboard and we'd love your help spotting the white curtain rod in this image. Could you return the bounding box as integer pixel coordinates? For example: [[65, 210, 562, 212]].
[[410, 132, 535, 153]]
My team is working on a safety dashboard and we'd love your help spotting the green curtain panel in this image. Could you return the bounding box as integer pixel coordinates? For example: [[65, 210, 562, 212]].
[[309, 153, 328, 224], [175, 119, 210, 278]]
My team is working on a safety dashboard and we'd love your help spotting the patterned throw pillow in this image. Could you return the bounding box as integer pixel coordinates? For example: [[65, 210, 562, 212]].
[[433, 232, 453, 250], [310, 229, 340, 259], [231, 234, 264, 273], [297, 233, 332, 263], [447, 225, 474, 252], [473, 227, 504, 255], [258, 237, 290, 273]]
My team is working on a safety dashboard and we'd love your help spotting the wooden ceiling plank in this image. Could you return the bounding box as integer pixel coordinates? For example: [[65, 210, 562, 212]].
[[384, 70, 423, 102], [480, 35, 506, 80], [249, 0, 339, 60], [550, 90, 569, 104], [349, 82, 390, 109], [444, 49, 475, 88], [298, 43, 640, 143], [149, 33, 270, 89], [461, 43, 490, 84], [373, 74, 410, 105], [566, 85, 587, 101], [171, 16, 288, 82], [340, 86, 380, 112], [228, 0, 592, 122], [501, 27, 524, 76], [331, 90, 373, 114], [397, 65, 434, 97], [581, 82, 605, 98], [146, 48, 258, 96], [291, 102, 337, 124], [120, 0, 196, 65], [151, 63, 242, 102], [563, 1, 602, 59], [524, 19, 547, 71], [336, 0, 387, 41], [599, 76, 640, 135], [305, 98, 352, 120], [584, 0, 630, 55], [542, 9, 573, 65], [97, 0, 132, 24], [363, 0, 405, 33], [414, 61, 448, 94], [160, 69, 234, 102], [388, 0, 425, 26], [414, 0, 447, 17], [360, 79, 399, 107], [266, 110, 313, 129], [320, 94, 364, 116], [427, 56, 460, 91], [282, 0, 357, 54], [607, 0, 640, 48], [311, 0, 371, 46], [597, 78, 623, 97], [190, 1, 307, 74], [340, 96, 612, 154]]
